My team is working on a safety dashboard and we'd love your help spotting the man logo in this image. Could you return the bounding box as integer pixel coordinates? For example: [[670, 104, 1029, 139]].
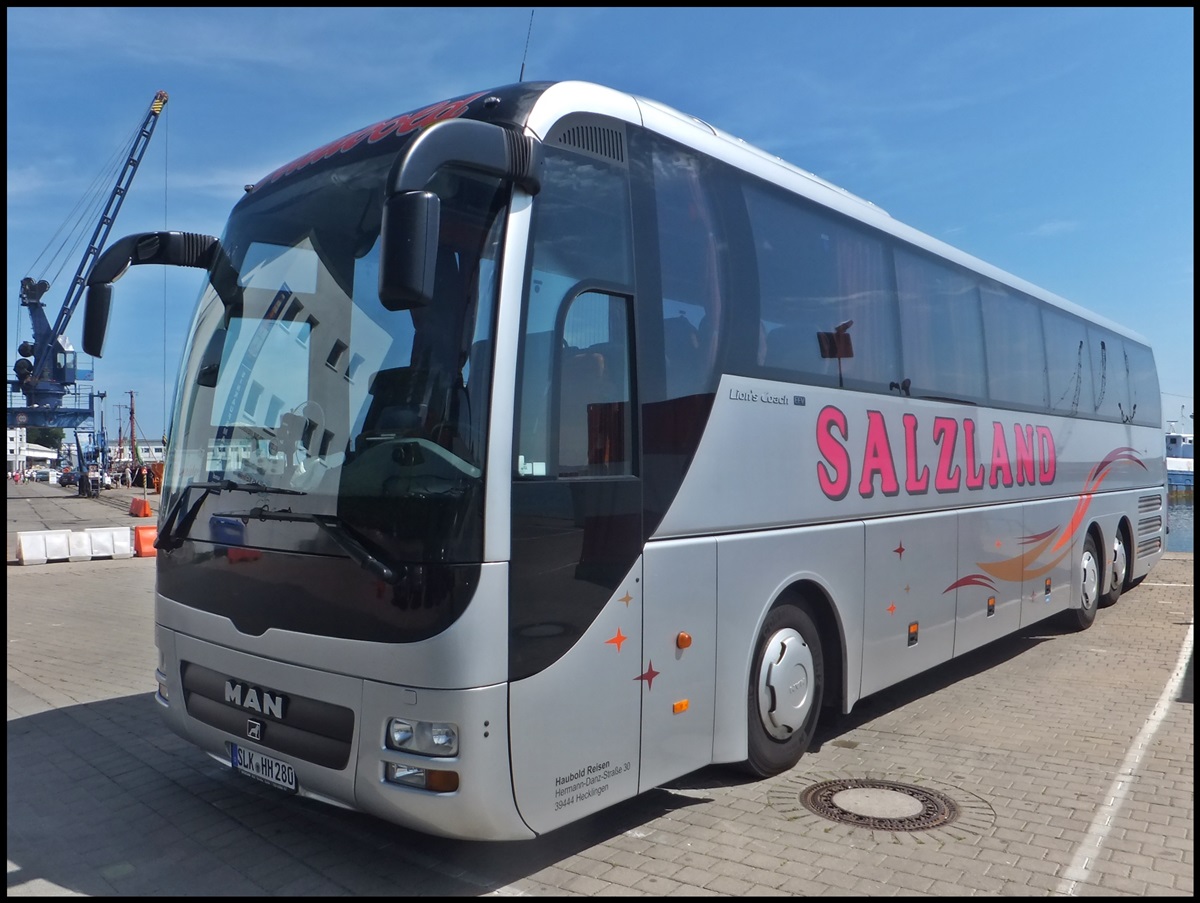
[[224, 679, 288, 720], [247, 719, 263, 741]]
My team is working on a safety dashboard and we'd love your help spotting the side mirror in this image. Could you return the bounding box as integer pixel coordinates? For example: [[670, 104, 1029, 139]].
[[82, 284, 113, 357], [195, 327, 227, 388], [378, 191, 440, 311], [83, 231, 219, 358]]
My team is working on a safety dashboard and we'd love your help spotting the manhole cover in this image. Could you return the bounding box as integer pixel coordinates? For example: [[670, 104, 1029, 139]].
[[799, 778, 959, 831]]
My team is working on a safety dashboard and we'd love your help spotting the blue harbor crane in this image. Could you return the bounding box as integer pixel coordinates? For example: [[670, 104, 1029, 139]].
[[9, 90, 169, 432]]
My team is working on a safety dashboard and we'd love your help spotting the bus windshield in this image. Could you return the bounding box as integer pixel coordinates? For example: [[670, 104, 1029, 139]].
[[165, 158, 508, 566]]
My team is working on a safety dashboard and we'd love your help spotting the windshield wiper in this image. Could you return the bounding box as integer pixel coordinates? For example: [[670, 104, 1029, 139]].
[[215, 506, 399, 584], [156, 479, 307, 552]]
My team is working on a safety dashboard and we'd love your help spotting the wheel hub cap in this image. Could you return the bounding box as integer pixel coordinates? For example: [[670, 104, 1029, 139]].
[[1111, 538, 1128, 594], [1081, 549, 1099, 610], [758, 628, 813, 738]]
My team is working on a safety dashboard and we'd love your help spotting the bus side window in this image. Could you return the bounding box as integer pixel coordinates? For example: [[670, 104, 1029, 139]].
[[1043, 308, 1094, 417], [744, 182, 899, 393], [981, 284, 1048, 411], [1088, 327, 1131, 422], [662, 314, 702, 397], [650, 142, 724, 400], [556, 291, 633, 478], [894, 249, 987, 403]]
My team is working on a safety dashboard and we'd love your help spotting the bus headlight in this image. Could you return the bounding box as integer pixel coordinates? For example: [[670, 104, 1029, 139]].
[[386, 718, 458, 757], [156, 648, 169, 702]]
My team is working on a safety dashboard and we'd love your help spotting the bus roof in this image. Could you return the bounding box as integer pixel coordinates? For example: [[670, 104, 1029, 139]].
[[242, 79, 1151, 349]]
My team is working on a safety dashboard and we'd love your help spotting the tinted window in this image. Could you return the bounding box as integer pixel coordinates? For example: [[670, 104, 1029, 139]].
[[1087, 326, 1129, 422], [894, 249, 987, 403], [651, 144, 725, 398], [1043, 308, 1094, 417], [981, 284, 1048, 410], [1123, 341, 1161, 426], [745, 184, 900, 393]]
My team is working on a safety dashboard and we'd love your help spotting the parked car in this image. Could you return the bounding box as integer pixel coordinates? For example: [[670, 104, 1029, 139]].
[[34, 469, 60, 483], [59, 471, 79, 488]]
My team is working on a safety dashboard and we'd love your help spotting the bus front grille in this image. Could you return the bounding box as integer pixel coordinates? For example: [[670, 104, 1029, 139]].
[[180, 661, 355, 769]]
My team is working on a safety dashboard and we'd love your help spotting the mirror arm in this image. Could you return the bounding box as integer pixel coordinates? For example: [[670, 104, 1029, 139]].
[[83, 231, 220, 357], [385, 118, 543, 197]]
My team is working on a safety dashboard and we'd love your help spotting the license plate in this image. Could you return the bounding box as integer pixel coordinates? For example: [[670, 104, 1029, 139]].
[[231, 743, 297, 792]]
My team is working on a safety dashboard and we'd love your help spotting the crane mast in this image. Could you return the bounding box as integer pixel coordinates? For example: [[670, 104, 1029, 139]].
[[9, 90, 168, 430]]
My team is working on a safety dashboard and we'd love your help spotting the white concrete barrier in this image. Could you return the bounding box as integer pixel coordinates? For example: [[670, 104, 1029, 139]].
[[16, 530, 73, 565], [85, 526, 134, 559], [67, 531, 92, 562], [16, 527, 136, 564]]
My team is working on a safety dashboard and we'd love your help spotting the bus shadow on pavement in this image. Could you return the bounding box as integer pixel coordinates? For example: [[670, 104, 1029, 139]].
[[6, 692, 706, 896], [816, 620, 1061, 744], [662, 621, 1059, 794]]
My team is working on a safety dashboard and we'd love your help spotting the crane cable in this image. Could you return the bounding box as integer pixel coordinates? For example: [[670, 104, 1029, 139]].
[[22, 110, 148, 286]]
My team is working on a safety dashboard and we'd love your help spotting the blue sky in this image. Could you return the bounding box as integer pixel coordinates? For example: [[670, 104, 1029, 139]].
[[7, 7, 1194, 444]]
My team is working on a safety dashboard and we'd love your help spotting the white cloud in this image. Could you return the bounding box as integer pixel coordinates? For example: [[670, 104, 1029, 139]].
[[1029, 220, 1079, 237]]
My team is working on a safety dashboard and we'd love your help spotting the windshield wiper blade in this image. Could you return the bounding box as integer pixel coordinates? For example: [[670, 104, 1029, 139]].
[[220, 479, 307, 496], [216, 506, 399, 584], [156, 479, 307, 551]]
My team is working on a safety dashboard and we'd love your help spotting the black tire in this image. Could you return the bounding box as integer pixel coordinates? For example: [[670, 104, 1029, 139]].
[[1069, 533, 1101, 631], [1100, 529, 1129, 608], [741, 603, 824, 777]]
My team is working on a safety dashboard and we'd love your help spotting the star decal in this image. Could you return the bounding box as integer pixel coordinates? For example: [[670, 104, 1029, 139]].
[[634, 661, 660, 690], [893, 541, 905, 559], [887, 601, 897, 615], [606, 628, 628, 652], [619, 592, 633, 606]]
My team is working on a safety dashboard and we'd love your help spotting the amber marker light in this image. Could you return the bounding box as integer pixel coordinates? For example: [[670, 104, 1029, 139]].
[[425, 770, 460, 793], [676, 632, 692, 649], [672, 700, 689, 714], [384, 763, 460, 792]]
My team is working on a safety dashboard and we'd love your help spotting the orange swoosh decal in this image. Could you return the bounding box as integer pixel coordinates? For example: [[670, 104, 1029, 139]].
[[979, 531, 1058, 582]]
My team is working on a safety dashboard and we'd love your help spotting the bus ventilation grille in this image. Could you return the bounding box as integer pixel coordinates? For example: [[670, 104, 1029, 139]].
[[1139, 494, 1163, 514], [556, 125, 625, 163]]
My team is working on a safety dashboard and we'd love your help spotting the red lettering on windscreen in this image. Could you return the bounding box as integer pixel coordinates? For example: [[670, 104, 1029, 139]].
[[251, 92, 488, 191]]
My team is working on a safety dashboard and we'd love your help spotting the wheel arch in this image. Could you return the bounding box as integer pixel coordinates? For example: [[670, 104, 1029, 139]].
[[770, 579, 847, 718]]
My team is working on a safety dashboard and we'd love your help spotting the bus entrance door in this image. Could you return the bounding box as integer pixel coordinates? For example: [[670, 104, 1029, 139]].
[[638, 539, 718, 792]]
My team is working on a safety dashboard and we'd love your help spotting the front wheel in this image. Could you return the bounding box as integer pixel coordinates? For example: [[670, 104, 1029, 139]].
[[741, 603, 824, 777], [1070, 534, 1101, 631], [1100, 529, 1129, 608]]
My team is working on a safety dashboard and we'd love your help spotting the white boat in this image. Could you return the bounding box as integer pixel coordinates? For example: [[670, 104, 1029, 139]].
[[1165, 421, 1193, 489]]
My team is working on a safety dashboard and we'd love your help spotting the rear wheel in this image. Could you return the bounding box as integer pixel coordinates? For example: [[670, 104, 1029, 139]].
[[1100, 529, 1129, 608], [1070, 534, 1101, 630], [741, 604, 824, 777]]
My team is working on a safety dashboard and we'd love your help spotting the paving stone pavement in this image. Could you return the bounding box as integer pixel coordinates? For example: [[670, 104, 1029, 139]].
[[6, 479, 1193, 896]]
